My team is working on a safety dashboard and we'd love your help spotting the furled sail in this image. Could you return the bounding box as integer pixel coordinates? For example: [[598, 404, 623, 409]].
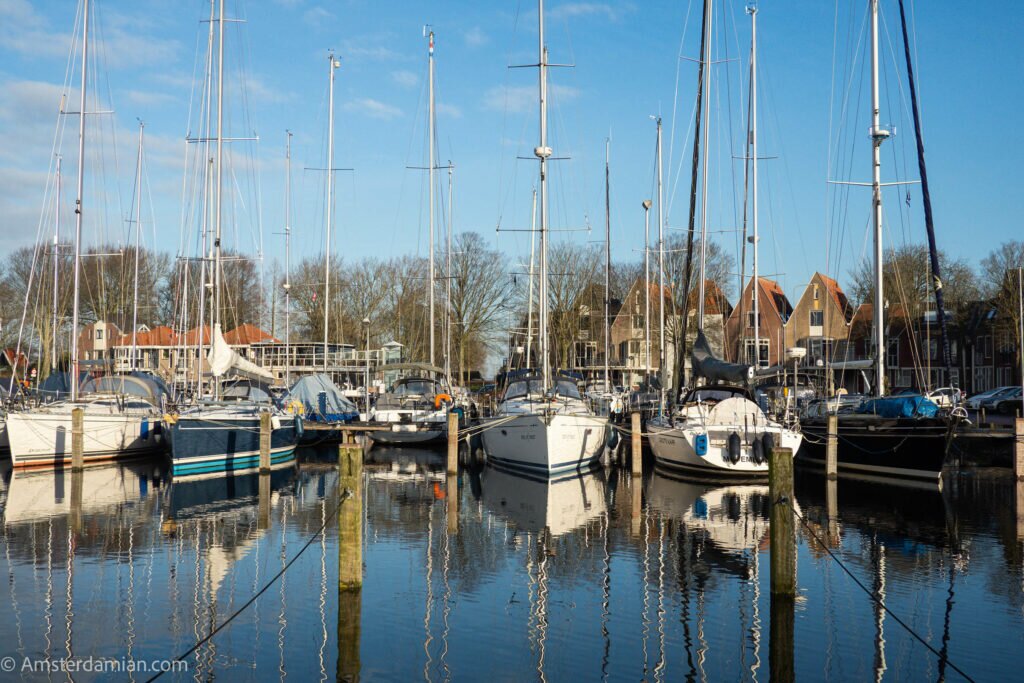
[[690, 329, 754, 385], [207, 324, 274, 381]]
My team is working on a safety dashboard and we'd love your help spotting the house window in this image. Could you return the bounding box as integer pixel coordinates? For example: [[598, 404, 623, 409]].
[[632, 314, 645, 330], [96, 329, 103, 340], [744, 339, 770, 368], [813, 285, 819, 301], [886, 339, 899, 367], [810, 311, 824, 327], [746, 312, 761, 329], [928, 339, 938, 361]]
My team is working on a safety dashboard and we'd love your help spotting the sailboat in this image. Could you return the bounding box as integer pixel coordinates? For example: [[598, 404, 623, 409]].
[[6, 0, 167, 468], [481, 0, 608, 475], [797, 0, 959, 481], [647, 2, 801, 477], [164, 0, 300, 478], [370, 30, 455, 448]]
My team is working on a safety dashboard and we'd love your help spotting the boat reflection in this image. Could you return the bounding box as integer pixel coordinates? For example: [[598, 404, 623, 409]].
[[480, 463, 606, 537]]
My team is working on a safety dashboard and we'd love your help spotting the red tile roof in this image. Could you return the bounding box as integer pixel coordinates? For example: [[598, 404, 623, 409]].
[[115, 325, 178, 347], [816, 273, 854, 322], [223, 323, 280, 345]]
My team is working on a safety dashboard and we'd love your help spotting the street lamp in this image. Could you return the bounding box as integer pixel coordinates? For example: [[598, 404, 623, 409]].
[[363, 317, 371, 420]]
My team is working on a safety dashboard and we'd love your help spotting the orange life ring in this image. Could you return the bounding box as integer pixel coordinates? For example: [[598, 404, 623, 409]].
[[434, 393, 453, 409]]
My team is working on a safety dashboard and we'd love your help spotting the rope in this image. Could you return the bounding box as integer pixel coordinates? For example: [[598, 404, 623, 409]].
[[142, 488, 354, 682], [785, 499, 976, 683]]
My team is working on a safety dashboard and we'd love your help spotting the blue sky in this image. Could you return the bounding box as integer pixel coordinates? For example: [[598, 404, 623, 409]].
[[0, 0, 1020, 306]]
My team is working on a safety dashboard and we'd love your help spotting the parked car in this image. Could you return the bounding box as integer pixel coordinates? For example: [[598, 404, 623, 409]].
[[925, 387, 961, 408], [965, 386, 1016, 410], [989, 387, 1023, 415]]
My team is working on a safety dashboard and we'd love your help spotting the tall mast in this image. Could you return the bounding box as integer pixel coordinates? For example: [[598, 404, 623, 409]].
[[130, 121, 144, 371], [445, 161, 453, 384], [69, 0, 90, 403], [284, 130, 292, 387], [536, 0, 551, 390], [697, 0, 714, 328], [643, 199, 652, 381], [604, 138, 611, 392], [870, 0, 889, 397], [526, 188, 538, 368], [656, 117, 665, 409], [212, 0, 225, 400], [52, 156, 61, 372], [324, 53, 339, 372], [428, 30, 437, 368], [749, 6, 760, 369]]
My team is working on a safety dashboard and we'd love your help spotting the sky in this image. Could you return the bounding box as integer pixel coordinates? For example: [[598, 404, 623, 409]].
[[0, 0, 1021, 311]]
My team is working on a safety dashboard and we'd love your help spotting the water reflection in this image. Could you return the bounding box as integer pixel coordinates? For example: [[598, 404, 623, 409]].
[[1, 449, 1023, 680]]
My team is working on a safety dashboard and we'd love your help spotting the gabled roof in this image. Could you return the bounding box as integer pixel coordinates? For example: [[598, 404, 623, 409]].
[[815, 273, 855, 322], [181, 325, 212, 346], [223, 323, 280, 345], [686, 279, 732, 316], [115, 325, 177, 347], [759, 278, 793, 320]]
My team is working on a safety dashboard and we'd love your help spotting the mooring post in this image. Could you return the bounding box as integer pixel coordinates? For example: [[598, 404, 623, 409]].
[[259, 411, 272, 474], [258, 472, 271, 530], [447, 411, 459, 476], [338, 442, 363, 589], [826, 477, 840, 543], [631, 471, 642, 537], [1015, 418, 1024, 481], [825, 413, 838, 479], [71, 406, 84, 472], [447, 473, 458, 535], [69, 470, 84, 535], [631, 410, 642, 476], [769, 447, 796, 597]]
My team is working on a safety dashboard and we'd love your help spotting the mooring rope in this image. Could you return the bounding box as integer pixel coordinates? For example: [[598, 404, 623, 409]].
[[783, 498, 976, 683], [143, 488, 354, 682]]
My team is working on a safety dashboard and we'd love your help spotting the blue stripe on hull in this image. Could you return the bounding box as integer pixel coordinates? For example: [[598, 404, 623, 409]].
[[172, 448, 296, 476], [169, 415, 300, 477], [487, 453, 600, 475]]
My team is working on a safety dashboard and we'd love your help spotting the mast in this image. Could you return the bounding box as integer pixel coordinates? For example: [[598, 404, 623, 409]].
[[604, 138, 611, 392], [324, 53, 339, 372], [69, 0, 90, 403], [428, 30, 436, 368], [643, 199, 652, 381], [130, 121, 144, 371], [526, 189, 538, 367], [749, 6, 760, 369], [52, 156, 61, 372], [212, 0, 225, 400], [445, 161, 453, 384], [656, 117, 665, 409], [697, 0, 713, 328], [536, 0, 551, 390], [285, 130, 292, 387], [870, 0, 889, 397]]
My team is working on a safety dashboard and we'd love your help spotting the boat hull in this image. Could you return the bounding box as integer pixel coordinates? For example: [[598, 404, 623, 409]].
[[648, 419, 802, 478], [168, 411, 300, 478], [798, 415, 951, 480], [481, 413, 608, 475], [7, 409, 163, 469]]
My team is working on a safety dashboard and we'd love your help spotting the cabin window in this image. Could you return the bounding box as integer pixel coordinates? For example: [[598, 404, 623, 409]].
[[810, 311, 824, 327]]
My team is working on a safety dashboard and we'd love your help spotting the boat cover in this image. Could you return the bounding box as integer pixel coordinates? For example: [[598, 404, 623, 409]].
[[288, 373, 359, 423], [855, 395, 939, 418], [691, 329, 755, 386]]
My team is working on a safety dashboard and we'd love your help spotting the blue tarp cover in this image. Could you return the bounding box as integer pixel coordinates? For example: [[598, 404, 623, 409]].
[[855, 395, 939, 418], [288, 374, 359, 423]]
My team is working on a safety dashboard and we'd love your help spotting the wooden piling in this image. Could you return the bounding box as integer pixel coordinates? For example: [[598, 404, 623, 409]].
[[338, 442, 363, 589], [826, 477, 840, 543], [447, 411, 459, 476], [71, 406, 84, 472], [446, 473, 458, 535], [1015, 418, 1024, 481], [631, 472, 642, 538], [69, 470, 84, 535], [769, 447, 796, 597], [825, 413, 838, 480], [258, 473, 271, 530], [631, 411, 642, 476], [259, 411, 272, 474]]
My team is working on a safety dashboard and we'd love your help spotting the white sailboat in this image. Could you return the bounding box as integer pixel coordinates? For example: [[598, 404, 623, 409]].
[[481, 0, 608, 475], [7, 0, 165, 468], [647, 3, 801, 477]]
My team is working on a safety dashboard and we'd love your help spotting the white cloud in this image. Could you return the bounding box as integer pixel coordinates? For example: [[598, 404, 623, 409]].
[[391, 70, 418, 88], [343, 98, 403, 120], [342, 36, 403, 63], [124, 90, 177, 107], [482, 84, 580, 113], [464, 26, 487, 47], [437, 103, 463, 119], [548, 2, 632, 21], [303, 6, 333, 26]]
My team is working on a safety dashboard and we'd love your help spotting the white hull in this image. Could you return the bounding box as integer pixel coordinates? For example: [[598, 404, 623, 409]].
[[481, 412, 608, 475], [7, 403, 162, 468], [648, 397, 801, 477]]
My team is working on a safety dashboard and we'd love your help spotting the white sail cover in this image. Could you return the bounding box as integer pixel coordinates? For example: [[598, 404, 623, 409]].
[[207, 323, 274, 381]]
